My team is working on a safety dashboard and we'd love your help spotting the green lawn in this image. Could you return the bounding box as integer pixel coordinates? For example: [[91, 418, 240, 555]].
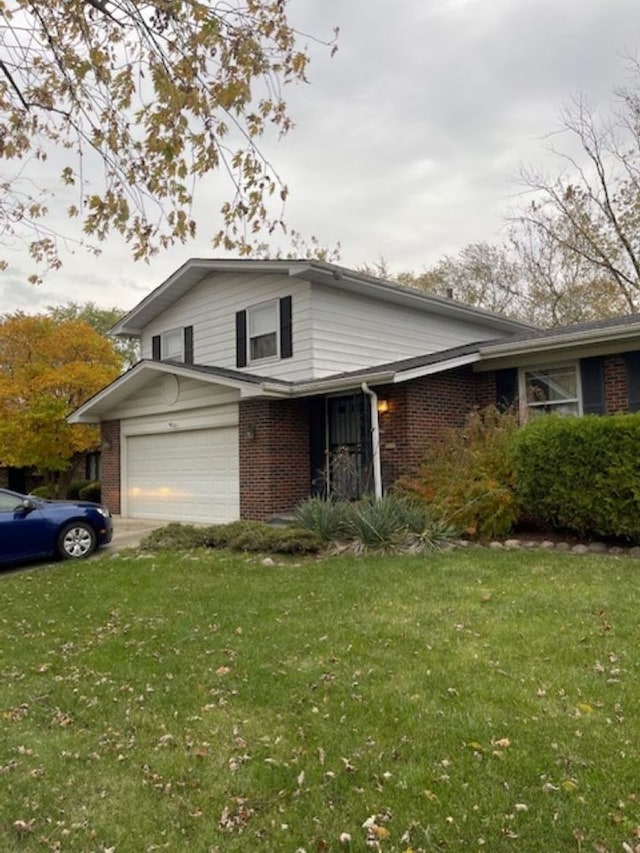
[[1, 546, 640, 851]]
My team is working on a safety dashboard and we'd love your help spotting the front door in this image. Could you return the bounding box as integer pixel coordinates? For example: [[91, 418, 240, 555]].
[[309, 393, 372, 500]]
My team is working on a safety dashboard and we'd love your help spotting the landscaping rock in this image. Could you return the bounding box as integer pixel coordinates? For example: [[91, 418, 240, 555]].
[[571, 544, 589, 555], [504, 539, 522, 550], [587, 542, 608, 553], [555, 542, 571, 552], [540, 541, 556, 550], [629, 546, 640, 559], [489, 541, 504, 550]]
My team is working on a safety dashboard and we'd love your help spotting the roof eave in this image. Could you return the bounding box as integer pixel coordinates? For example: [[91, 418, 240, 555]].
[[111, 259, 314, 337], [68, 360, 289, 423], [479, 322, 640, 359]]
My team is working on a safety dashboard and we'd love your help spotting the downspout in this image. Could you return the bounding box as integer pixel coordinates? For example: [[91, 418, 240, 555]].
[[361, 382, 383, 501]]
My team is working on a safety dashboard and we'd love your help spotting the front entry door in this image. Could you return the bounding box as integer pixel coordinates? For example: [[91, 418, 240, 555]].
[[309, 394, 372, 500]]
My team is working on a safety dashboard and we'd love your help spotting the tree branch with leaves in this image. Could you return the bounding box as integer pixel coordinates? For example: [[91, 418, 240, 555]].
[[0, 0, 337, 281]]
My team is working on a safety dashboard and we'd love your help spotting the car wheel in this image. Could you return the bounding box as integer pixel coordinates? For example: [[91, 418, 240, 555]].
[[57, 522, 97, 560]]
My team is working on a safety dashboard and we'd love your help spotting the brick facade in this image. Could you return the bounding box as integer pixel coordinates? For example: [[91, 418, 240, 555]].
[[376, 367, 489, 487], [100, 420, 121, 514], [239, 399, 310, 520], [603, 355, 629, 413]]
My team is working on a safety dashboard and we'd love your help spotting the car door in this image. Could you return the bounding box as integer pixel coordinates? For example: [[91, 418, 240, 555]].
[[0, 494, 50, 564]]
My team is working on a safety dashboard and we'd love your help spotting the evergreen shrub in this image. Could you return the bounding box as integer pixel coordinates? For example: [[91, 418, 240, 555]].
[[78, 481, 101, 502], [511, 413, 640, 540]]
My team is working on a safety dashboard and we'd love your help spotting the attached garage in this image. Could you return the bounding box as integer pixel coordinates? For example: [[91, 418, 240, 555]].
[[124, 426, 239, 523]]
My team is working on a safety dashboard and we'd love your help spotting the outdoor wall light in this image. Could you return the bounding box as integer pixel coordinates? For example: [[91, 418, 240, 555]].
[[245, 426, 257, 440], [102, 439, 112, 451], [377, 399, 390, 415]]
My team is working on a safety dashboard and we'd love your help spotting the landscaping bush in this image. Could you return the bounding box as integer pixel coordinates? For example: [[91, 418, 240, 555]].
[[30, 484, 56, 499], [293, 497, 352, 541], [294, 493, 455, 550], [141, 520, 323, 555], [78, 480, 101, 502], [225, 523, 323, 554], [402, 405, 521, 539], [512, 413, 640, 540], [141, 523, 214, 551], [67, 479, 93, 499], [345, 493, 431, 546]]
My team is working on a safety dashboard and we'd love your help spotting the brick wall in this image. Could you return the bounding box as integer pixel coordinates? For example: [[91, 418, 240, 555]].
[[239, 399, 310, 520], [377, 367, 483, 485], [604, 355, 628, 413], [100, 420, 121, 514]]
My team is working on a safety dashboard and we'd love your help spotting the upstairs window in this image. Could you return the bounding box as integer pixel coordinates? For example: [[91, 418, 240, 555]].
[[152, 326, 194, 364], [521, 365, 580, 418], [248, 301, 278, 362], [236, 296, 292, 368], [162, 328, 184, 361]]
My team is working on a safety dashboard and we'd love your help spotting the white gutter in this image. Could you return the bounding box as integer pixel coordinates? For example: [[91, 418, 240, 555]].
[[261, 370, 395, 397], [361, 382, 383, 501]]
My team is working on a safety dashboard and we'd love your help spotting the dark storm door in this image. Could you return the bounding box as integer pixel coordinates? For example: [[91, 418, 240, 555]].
[[326, 394, 372, 500]]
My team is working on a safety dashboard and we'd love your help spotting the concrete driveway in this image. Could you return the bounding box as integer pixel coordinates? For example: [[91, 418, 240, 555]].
[[105, 516, 171, 552]]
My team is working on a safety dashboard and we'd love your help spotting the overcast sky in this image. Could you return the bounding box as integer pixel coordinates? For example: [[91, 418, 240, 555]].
[[3, 0, 640, 316]]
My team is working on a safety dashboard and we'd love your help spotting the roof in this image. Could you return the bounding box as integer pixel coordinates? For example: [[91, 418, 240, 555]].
[[111, 258, 532, 337], [480, 312, 640, 358]]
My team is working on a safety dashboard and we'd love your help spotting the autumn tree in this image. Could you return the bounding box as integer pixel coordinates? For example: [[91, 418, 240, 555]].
[[0, 1, 337, 281], [515, 58, 640, 313], [387, 230, 631, 329], [396, 242, 525, 319], [47, 301, 139, 368], [510, 218, 628, 326], [0, 313, 122, 495]]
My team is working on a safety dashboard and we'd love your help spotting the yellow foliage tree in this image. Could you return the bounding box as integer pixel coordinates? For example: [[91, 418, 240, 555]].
[[0, 313, 122, 494]]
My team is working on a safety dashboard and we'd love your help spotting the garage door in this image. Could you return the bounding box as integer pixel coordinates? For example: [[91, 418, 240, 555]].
[[126, 428, 239, 523]]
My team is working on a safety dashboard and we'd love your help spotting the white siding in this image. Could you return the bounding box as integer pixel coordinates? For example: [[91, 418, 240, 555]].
[[308, 286, 501, 376], [141, 271, 315, 381], [137, 270, 509, 382], [108, 374, 239, 421]]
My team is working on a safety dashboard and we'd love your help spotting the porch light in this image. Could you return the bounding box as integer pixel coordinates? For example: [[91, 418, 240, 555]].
[[245, 425, 257, 440], [377, 399, 390, 415]]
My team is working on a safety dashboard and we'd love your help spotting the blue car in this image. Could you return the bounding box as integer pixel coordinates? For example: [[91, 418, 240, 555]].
[[0, 488, 113, 566]]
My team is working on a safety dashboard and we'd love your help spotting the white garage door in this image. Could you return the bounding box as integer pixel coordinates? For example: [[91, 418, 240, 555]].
[[126, 428, 239, 523]]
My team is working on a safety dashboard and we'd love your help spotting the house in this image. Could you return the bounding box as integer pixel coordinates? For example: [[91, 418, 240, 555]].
[[69, 259, 640, 524]]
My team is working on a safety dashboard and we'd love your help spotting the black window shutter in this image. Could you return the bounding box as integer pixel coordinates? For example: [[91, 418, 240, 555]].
[[625, 351, 640, 412], [152, 335, 161, 360], [236, 310, 247, 368], [184, 325, 194, 364], [495, 367, 518, 411], [580, 356, 605, 414], [280, 295, 293, 359]]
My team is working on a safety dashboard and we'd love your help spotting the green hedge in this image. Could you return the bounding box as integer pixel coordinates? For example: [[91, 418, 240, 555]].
[[511, 414, 640, 540]]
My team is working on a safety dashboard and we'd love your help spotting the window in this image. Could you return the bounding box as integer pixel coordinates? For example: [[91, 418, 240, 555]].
[[248, 301, 278, 362], [0, 493, 22, 512], [235, 297, 292, 368], [521, 364, 580, 418], [152, 326, 193, 364], [161, 328, 184, 361]]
